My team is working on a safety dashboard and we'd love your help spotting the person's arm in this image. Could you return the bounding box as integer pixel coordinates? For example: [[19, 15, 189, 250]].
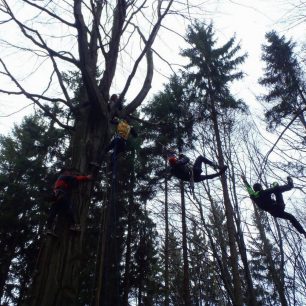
[[241, 175, 259, 197], [176, 154, 190, 165], [75, 175, 93, 182]]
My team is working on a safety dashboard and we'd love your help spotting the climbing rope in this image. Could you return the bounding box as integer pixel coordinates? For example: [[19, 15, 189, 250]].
[[189, 168, 195, 199], [110, 140, 121, 305], [257, 106, 306, 180], [92, 161, 109, 306]]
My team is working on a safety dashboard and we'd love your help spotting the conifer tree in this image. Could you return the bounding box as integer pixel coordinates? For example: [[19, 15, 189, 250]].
[[0, 114, 66, 305], [181, 21, 255, 306], [259, 31, 306, 131]]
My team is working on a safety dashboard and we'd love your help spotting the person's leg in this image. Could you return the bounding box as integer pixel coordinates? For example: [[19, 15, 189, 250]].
[[60, 192, 77, 227], [277, 211, 306, 234], [115, 138, 126, 156], [68, 200, 77, 227], [110, 136, 125, 159], [46, 200, 60, 230], [193, 155, 217, 172], [109, 137, 125, 171], [195, 170, 225, 182]]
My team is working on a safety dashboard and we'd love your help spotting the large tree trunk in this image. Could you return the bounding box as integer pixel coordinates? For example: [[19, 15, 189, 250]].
[[28, 108, 110, 306]]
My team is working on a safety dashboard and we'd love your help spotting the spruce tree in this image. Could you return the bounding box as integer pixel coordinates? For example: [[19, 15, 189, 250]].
[[0, 114, 66, 305], [181, 21, 255, 306], [259, 31, 306, 130]]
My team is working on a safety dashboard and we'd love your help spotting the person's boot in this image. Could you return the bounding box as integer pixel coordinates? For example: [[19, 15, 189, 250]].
[[219, 165, 228, 174], [287, 176, 294, 188]]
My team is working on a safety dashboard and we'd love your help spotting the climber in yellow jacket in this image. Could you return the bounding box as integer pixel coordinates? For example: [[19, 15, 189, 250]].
[[106, 117, 137, 161]]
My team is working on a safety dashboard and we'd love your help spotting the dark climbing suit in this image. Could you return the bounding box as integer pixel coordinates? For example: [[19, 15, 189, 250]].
[[169, 154, 226, 182], [244, 180, 306, 234]]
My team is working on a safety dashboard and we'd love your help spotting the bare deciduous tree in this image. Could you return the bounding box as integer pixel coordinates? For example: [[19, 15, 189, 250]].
[[0, 1, 186, 304]]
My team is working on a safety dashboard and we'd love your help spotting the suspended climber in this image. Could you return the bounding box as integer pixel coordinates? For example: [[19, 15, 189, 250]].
[[166, 148, 228, 183], [241, 175, 306, 238], [46, 168, 92, 236], [90, 94, 137, 169], [105, 116, 137, 162]]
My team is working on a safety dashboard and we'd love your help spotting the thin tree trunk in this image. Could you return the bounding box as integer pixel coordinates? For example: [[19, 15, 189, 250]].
[[253, 208, 288, 306], [210, 102, 242, 306], [230, 163, 258, 306], [164, 158, 170, 306], [100, 144, 122, 306], [197, 196, 235, 303], [180, 181, 191, 306]]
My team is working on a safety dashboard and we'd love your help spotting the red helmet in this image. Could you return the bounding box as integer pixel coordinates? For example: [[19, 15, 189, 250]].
[[168, 156, 177, 166]]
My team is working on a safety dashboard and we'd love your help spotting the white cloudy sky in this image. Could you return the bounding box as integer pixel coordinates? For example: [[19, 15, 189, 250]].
[[0, 0, 304, 135]]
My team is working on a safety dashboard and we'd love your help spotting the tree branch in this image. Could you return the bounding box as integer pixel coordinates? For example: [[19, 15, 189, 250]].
[[99, 0, 128, 94], [22, 0, 76, 28], [74, 0, 107, 114], [258, 106, 306, 179], [0, 58, 74, 131], [120, 0, 174, 115], [2, 0, 79, 66]]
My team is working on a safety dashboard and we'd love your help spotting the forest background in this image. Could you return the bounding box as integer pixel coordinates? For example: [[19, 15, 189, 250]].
[[0, 0, 305, 305]]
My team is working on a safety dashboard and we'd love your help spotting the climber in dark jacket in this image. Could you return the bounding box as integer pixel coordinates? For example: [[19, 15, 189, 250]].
[[166, 149, 227, 183], [242, 175, 306, 238]]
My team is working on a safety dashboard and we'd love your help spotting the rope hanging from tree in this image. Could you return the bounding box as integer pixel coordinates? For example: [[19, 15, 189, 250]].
[[110, 141, 121, 304], [257, 106, 306, 180]]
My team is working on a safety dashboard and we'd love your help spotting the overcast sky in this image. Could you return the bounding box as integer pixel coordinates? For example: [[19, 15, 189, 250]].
[[0, 0, 304, 135]]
